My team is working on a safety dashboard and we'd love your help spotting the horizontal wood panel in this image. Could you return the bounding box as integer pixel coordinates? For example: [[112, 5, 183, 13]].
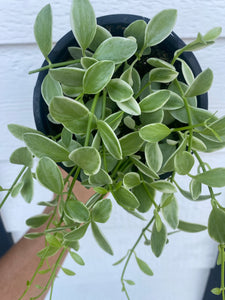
[[0, 0, 225, 44]]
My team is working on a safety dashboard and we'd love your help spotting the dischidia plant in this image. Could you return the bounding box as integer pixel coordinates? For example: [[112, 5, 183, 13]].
[[1, 0, 225, 299]]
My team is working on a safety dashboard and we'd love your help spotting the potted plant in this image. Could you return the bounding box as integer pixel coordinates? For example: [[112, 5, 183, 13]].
[[1, 0, 225, 298]]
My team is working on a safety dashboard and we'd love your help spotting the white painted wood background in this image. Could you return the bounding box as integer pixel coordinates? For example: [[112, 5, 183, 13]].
[[1, 0, 225, 299]]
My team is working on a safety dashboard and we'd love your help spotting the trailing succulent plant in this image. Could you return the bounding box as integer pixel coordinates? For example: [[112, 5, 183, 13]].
[[1, 0, 225, 298]]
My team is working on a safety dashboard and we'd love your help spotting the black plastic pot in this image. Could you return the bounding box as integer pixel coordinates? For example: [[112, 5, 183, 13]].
[[33, 14, 208, 138]]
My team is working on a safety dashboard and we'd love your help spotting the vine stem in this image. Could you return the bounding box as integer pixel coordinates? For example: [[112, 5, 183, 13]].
[[221, 244, 225, 300], [29, 59, 80, 74], [121, 216, 155, 298], [30, 248, 67, 300], [0, 166, 27, 209], [174, 79, 193, 152]]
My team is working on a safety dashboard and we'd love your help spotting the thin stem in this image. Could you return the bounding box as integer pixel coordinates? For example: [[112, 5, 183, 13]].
[[30, 249, 66, 300], [66, 167, 81, 202], [0, 166, 27, 209], [49, 280, 54, 300], [174, 79, 193, 152], [102, 89, 107, 120], [171, 122, 205, 132], [84, 93, 100, 147], [18, 258, 45, 300], [29, 59, 80, 74], [221, 244, 225, 300], [134, 80, 151, 99], [121, 216, 155, 299]]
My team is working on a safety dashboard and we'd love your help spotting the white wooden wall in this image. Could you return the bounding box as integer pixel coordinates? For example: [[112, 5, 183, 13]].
[[1, 1, 225, 299]]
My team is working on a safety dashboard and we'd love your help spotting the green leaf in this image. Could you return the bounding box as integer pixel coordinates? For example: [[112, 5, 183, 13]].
[[10, 147, 33, 168], [64, 240, 80, 251], [185, 68, 213, 97], [161, 194, 179, 229], [191, 168, 225, 187], [65, 199, 90, 223], [89, 25, 112, 52], [69, 147, 101, 175], [64, 223, 89, 241], [24, 133, 69, 162], [83, 61, 115, 94], [124, 279, 136, 285], [70, 251, 85, 266], [97, 120, 122, 160], [81, 57, 97, 69], [145, 9, 177, 47], [26, 214, 50, 228], [36, 157, 64, 194], [124, 19, 146, 51], [135, 255, 154, 276], [37, 246, 59, 258], [119, 132, 144, 157], [91, 222, 113, 255], [61, 267, 76, 276], [45, 233, 61, 248], [191, 136, 207, 152], [131, 156, 159, 179], [104, 111, 124, 131], [150, 180, 177, 193], [151, 221, 167, 257], [149, 68, 178, 83], [11, 181, 24, 198], [203, 27, 222, 42], [50, 96, 93, 135], [139, 123, 171, 143], [178, 58, 194, 85], [41, 73, 63, 105], [113, 254, 128, 266], [199, 115, 225, 143], [93, 37, 137, 64], [211, 288, 221, 296], [116, 97, 141, 116], [112, 186, 139, 210], [91, 198, 112, 223], [132, 183, 154, 213], [178, 220, 207, 232], [123, 172, 141, 189], [107, 79, 133, 102], [21, 168, 33, 203], [89, 169, 112, 186], [120, 67, 141, 94], [147, 58, 175, 70], [140, 90, 170, 112], [34, 4, 52, 59], [189, 179, 202, 200], [174, 151, 195, 175], [8, 124, 43, 141], [163, 91, 184, 110], [145, 142, 163, 172], [208, 207, 225, 243], [50, 67, 85, 88], [70, 0, 96, 52], [24, 232, 44, 240]]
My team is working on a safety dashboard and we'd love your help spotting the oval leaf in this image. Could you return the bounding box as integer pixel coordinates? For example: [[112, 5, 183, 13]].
[[91, 222, 113, 255], [145, 9, 177, 47], [50, 67, 85, 88], [139, 123, 171, 143], [92, 198, 112, 223], [112, 186, 139, 210], [178, 220, 207, 232], [208, 207, 225, 243], [149, 68, 178, 83], [93, 37, 137, 64], [119, 132, 144, 157], [140, 90, 170, 112], [150, 180, 177, 193], [64, 223, 89, 241], [161, 194, 179, 229], [36, 157, 64, 194], [26, 214, 50, 228], [107, 79, 133, 102], [123, 172, 141, 189], [65, 199, 90, 223], [116, 97, 141, 116], [70, 251, 85, 266], [34, 4, 52, 58], [151, 221, 167, 257], [185, 68, 213, 97], [135, 256, 154, 276], [145, 142, 163, 172], [192, 168, 225, 188], [41, 73, 63, 105], [70, 0, 96, 51], [83, 61, 115, 94], [97, 120, 122, 160], [10, 147, 33, 168], [24, 133, 69, 162], [174, 151, 195, 175], [69, 147, 101, 175]]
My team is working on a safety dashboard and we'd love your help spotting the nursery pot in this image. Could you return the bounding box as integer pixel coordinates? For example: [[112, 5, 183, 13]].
[[33, 14, 208, 173]]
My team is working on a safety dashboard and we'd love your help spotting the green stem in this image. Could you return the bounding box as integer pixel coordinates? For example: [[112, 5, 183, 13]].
[[174, 79, 193, 151], [29, 59, 80, 74], [171, 121, 205, 132], [18, 258, 45, 300], [49, 280, 54, 300], [102, 89, 107, 120], [0, 166, 27, 209], [84, 93, 100, 147], [221, 244, 225, 300], [134, 80, 151, 99], [30, 249, 66, 300], [121, 216, 155, 299], [66, 167, 81, 202]]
